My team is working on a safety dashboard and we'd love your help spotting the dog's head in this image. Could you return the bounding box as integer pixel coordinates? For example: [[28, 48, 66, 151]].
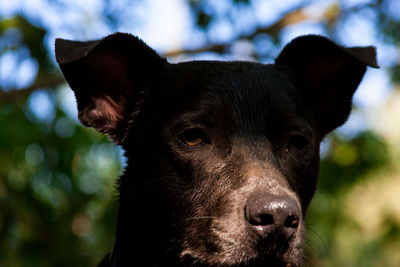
[[55, 33, 377, 266]]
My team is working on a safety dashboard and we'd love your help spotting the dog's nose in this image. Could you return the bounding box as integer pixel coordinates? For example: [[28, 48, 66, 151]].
[[245, 192, 300, 240]]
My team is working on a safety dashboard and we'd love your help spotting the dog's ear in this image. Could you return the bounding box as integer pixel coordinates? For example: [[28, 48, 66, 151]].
[[55, 33, 166, 143], [275, 35, 378, 136]]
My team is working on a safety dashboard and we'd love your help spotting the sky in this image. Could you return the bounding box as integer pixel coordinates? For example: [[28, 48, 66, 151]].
[[0, 0, 398, 139]]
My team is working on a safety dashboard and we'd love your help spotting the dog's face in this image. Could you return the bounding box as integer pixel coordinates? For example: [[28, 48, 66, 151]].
[[151, 62, 316, 266], [55, 34, 377, 266]]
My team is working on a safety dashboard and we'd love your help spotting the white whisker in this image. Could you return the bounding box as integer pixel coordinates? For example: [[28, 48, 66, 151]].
[[185, 216, 217, 221]]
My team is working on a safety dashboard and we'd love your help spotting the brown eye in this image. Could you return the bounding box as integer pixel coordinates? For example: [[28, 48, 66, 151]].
[[288, 134, 310, 151], [178, 128, 208, 147]]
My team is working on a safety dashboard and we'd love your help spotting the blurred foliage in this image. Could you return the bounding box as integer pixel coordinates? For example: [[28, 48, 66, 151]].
[[0, 0, 399, 266], [319, 131, 389, 193], [0, 93, 120, 266], [0, 16, 49, 73]]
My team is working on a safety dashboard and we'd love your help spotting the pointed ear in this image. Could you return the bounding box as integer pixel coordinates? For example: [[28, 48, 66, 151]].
[[275, 35, 378, 136], [55, 32, 166, 143]]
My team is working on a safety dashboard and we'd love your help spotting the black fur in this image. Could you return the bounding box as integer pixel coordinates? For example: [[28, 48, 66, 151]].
[[55, 33, 378, 267]]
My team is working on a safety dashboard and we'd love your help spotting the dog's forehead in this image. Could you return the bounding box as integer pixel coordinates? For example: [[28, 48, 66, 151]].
[[161, 60, 302, 126]]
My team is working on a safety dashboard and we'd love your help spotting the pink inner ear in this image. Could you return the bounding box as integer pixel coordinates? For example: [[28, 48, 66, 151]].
[[89, 94, 124, 130]]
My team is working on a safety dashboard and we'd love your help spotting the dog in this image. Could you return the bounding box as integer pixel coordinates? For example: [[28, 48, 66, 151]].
[[55, 33, 378, 267]]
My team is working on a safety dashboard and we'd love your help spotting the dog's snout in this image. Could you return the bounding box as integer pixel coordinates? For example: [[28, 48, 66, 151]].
[[245, 192, 300, 240]]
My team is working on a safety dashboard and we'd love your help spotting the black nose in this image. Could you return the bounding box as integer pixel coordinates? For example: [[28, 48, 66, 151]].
[[245, 192, 300, 240]]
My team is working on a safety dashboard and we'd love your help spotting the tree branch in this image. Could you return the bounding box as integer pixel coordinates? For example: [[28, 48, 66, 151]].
[[164, 6, 311, 57], [0, 75, 65, 105]]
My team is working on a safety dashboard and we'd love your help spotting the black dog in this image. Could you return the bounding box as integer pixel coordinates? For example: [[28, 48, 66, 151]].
[[55, 33, 378, 267]]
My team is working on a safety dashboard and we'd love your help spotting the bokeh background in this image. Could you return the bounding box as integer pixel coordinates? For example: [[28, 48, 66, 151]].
[[0, 0, 399, 266]]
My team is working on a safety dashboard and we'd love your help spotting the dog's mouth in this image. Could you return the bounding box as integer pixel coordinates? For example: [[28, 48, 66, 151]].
[[176, 227, 304, 267], [179, 252, 299, 267], [172, 209, 305, 267], [174, 192, 304, 267]]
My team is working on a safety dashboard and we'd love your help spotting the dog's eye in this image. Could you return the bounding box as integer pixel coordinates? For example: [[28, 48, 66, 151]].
[[287, 134, 310, 151], [178, 128, 207, 147]]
